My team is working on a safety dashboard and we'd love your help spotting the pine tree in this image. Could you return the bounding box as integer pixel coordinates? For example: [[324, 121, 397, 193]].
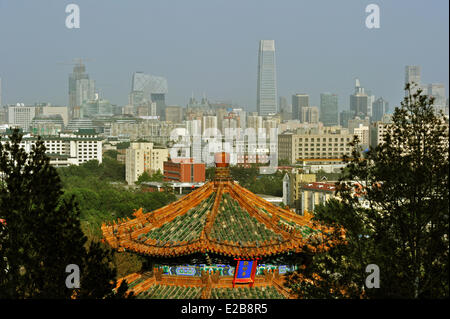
[[285, 84, 449, 298], [0, 128, 127, 298]]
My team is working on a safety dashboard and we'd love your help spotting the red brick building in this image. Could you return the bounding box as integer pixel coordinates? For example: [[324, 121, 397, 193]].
[[163, 158, 206, 183]]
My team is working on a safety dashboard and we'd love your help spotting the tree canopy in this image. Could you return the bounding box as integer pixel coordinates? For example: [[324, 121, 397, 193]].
[[0, 129, 128, 298], [285, 83, 449, 298]]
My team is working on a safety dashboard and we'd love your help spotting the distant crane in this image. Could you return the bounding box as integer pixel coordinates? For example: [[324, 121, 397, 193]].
[[56, 57, 92, 68]]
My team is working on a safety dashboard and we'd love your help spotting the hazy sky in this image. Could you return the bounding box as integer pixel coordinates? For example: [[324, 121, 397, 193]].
[[0, 0, 448, 111]]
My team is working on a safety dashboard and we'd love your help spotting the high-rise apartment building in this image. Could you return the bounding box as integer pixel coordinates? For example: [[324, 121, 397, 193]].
[[354, 124, 370, 149], [257, 40, 277, 116], [165, 106, 184, 123], [247, 114, 263, 132], [125, 142, 169, 185], [292, 94, 309, 121], [319, 93, 338, 126], [202, 115, 218, 132]]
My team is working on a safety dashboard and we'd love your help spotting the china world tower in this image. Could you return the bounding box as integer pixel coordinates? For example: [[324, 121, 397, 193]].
[[257, 40, 278, 116]]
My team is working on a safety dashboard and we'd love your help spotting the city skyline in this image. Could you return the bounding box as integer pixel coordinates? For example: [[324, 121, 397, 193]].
[[0, 0, 448, 111]]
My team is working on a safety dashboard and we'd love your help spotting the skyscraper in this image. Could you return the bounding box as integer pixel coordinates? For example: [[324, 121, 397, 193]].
[[405, 65, 428, 94], [366, 89, 375, 118], [405, 65, 421, 86], [319, 93, 338, 126], [372, 97, 389, 122], [428, 83, 446, 114], [257, 40, 277, 116], [340, 110, 355, 128], [350, 78, 369, 117], [292, 94, 309, 121], [69, 62, 95, 119], [130, 72, 168, 120]]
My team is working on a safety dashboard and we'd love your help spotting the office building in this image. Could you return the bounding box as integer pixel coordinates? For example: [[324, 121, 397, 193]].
[[428, 83, 446, 114], [7, 104, 37, 131], [319, 93, 338, 126], [81, 98, 113, 118], [257, 40, 277, 116], [372, 97, 389, 122], [292, 94, 309, 121], [68, 62, 95, 118], [278, 127, 354, 164], [163, 158, 206, 183], [301, 106, 319, 124], [350, 78, 369, 117], [39, 105, 69, 126], [30, 114, 65, 135], [339, 110, 355, 128], [131, 72, 168, 120], [366, 90, 375, 118], [405, 65, 421, 86], [1, 128, 102, 167]]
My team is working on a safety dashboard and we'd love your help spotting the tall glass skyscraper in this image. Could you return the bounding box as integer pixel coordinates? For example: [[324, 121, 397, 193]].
[[372, 97, 389, 122], [257, 40, 277, 116], [320, 93, 338, 126]]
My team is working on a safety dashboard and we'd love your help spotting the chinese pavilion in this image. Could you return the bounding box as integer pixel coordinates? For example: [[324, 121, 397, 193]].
[[101, 152, 343, 299]]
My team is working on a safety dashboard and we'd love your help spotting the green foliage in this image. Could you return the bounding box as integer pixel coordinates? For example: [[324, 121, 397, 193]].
[[57, 150, 176, 279], [116, 141, 130, 150], [285, 83, 449, 299], [135, 170, 164, 185], [207, 165, 287, 196], [230, 165, 286, 196], [104, 149, 120, 160], [0, 128, 128, 298]]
